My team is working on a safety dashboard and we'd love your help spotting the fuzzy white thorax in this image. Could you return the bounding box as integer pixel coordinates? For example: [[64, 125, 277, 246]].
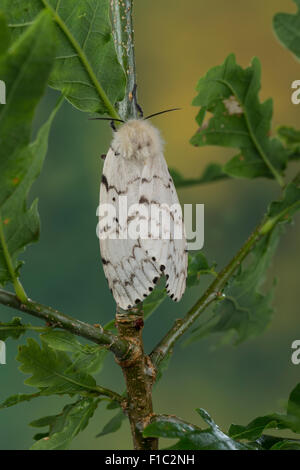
[[111, 119, 163, 161]]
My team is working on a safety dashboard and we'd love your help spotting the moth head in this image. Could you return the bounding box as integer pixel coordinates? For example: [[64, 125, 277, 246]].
[[112, 119, 163, 161], [89, 108, 180, 161]]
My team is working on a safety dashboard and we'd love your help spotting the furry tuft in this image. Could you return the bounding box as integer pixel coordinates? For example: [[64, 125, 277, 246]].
[[112, 119, 163, 161]]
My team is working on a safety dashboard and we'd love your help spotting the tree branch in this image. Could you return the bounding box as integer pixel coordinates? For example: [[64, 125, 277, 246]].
[[150, 217, 273, 368], [0, 288, 134, 362], [94, 386, 124, 404]]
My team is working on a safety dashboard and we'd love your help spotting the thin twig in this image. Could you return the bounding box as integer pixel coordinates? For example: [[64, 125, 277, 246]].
[[95, 386, 124, 403], [0, 288, 133, 362]]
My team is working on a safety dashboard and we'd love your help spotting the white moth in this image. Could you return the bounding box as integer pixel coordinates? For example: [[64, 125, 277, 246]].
[[98, 119, 188, 311]]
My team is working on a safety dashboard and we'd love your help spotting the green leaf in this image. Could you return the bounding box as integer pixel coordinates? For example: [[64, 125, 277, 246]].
[[17, 338, 100, 396], [0, 0, 126, 115], [31, 398, 98, 450], [273, 0, 300, 60], [261, 181, 300, 234], [270, 440, 300, 450], [143, 416, 196, 439], [106, 400, 122, 410], [143, 282, 167, 320], [187, 226, 282, 346], [229, 382, 300, 441], [229, 417, 281, 441], [96, 409, 125, 438], [187, 252, 216, 287], [0, 317, 28, 341], [0, 11, 10, 55], [144, 409, 251, 450], [277, 126, 300, 161], [0, 392, 41, 409], [30, 415, 58, 428], [170, 163, 229, 188], [41, 330, 107, 375], [40, 330, 85, 354], [143, 252, 215, 321], [268, 182, 300, 220], [155, 349, 173, 384], [0, 11, 56, 288], [191, 54, 287, 185], [249, 434, 300, 450]]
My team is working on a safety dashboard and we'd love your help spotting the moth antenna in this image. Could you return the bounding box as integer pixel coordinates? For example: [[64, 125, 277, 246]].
[[144, 108, 181, 120], [88, 117, 125, 123], [132, 84, 144, 118], [110, 120, 117, 132]]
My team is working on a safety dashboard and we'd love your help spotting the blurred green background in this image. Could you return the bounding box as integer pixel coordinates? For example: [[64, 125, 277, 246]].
[[0, 0, 299, 449]]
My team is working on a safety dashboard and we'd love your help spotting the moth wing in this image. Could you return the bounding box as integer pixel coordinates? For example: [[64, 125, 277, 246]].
[[99, 148, 161, 310], [138, 152, 188, 301]]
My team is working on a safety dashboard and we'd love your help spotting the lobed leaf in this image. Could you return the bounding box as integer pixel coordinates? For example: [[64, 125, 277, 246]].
[[144, 409, 252, 450], [0, 0, 126, 114], [41, 330, 108, 375], [191, 54, 288, 184], [31, 398, 99, 450], [17, 338, 99, 396], [0, 317, 29, 341]]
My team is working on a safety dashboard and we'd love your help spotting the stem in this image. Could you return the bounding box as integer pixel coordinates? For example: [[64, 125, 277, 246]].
[[150, 220, 267, 368], [94, 386, 123, 403], [0, 325, 50, 333], [111, 0, 138, 120], [0, 288, 134, 362], [40, 0, 120, 120], [0, 211, 27, 302]]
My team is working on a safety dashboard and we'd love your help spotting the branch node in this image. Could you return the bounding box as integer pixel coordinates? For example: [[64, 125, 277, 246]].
[[114, 336, 142, 367]]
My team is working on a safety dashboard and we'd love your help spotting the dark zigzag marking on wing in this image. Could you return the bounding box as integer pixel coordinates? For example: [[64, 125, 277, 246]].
[[137, 196, 178, 221], [141, 174, 172, 189], [101, 174, 140, 195], [118, 260, 144, 301]]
